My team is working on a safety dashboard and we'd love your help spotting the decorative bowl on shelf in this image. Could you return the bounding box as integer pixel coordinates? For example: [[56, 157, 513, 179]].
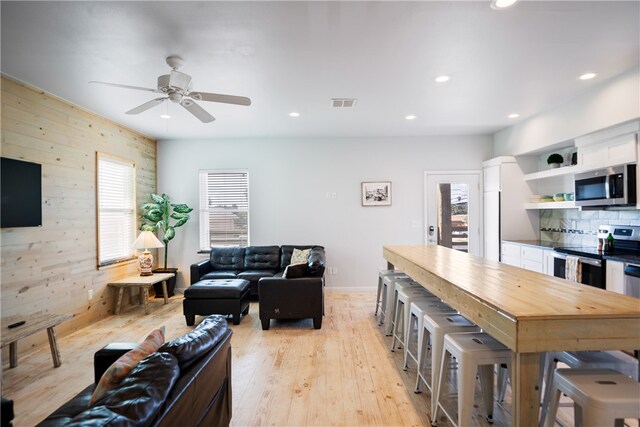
[[564, 192, 574, 201], [527, 195, 542, 203], [553, 193, 565, 202], [540, 195, 554, 202]]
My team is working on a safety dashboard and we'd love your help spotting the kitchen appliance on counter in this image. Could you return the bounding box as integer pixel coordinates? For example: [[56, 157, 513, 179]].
[[553, 225, 640, 293], [574, 163, 636, 207]]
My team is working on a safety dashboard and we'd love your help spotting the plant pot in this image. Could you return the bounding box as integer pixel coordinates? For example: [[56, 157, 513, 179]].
[[549, 163, 561, 169], [152, 268, 178, 298]]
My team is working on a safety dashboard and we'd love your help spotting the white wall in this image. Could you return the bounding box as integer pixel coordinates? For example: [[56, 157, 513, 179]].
[[494, 67, 640, 156], [157, 136, 492, 290]]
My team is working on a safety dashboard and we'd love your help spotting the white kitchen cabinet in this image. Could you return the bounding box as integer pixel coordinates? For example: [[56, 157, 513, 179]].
[[544, 250, 555, 276], [520, 245, 544, 273], [577, 132, 638, 170], [606, 260, 625, 295], [501, 241, 556, 275], [501, 241, 521, 267], [483, 157, 539, 261]]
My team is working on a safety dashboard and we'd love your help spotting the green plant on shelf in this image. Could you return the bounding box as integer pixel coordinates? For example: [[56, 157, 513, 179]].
[[546, 153, 564, 165]]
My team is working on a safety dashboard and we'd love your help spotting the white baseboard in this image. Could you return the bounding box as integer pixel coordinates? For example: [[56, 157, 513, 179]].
[[325, 286, 377, 292]]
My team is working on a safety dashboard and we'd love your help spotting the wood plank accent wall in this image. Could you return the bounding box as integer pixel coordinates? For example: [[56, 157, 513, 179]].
[[1, 76, 157, 354]]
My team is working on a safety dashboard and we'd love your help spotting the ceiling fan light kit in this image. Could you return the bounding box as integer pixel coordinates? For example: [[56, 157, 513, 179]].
[[91, 55, 251, 123]]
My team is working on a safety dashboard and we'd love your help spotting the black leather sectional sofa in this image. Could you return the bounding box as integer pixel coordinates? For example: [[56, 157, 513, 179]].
[[190, 245, 325, 298], [38, 316, 232, 427], [190, 245, 325, 329]]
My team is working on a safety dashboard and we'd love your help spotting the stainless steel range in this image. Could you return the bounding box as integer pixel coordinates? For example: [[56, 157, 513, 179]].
[[552, 224, 640, 292]]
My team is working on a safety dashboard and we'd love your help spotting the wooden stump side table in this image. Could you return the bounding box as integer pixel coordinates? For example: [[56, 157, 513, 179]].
[[1, 313, 73, 368], [108, 273, 175, 315]]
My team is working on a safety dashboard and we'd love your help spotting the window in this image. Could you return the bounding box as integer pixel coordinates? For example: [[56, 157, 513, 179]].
[[97, 153, 136, 267], [199, 170, 249, 249]]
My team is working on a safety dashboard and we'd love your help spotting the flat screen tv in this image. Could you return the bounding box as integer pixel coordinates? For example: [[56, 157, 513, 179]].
[[1, 157, 42, 228]]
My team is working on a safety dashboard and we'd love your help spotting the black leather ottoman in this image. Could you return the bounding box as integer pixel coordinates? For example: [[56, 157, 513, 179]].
[[184, 279, 251, 326]]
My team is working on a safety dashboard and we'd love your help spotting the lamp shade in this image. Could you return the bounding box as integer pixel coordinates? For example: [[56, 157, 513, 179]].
[[132, 231, 165, 250]]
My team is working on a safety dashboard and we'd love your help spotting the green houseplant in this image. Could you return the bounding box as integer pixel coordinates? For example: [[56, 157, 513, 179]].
[[140, 193, 193, 297], [546, 153, 564, 168]]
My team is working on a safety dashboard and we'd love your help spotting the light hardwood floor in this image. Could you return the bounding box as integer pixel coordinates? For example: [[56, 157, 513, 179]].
[[0, 290, 623, 426]]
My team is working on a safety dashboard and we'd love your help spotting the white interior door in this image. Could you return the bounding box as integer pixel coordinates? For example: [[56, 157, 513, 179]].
[[424, 172, 481, 256]]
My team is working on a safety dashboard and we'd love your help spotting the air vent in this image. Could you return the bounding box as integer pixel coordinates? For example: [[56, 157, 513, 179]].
[[331, 98, 357, 108]]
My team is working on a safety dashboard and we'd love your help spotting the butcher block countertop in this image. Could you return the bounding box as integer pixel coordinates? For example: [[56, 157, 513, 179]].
[[383, 245, 640, 353]]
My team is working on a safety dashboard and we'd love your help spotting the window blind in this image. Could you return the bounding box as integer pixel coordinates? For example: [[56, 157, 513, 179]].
[[97, 155, 136, 266], [199, 170, 249, 249]]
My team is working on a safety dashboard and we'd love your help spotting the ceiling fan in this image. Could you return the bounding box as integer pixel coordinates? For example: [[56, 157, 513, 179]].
[[90, 55, 251, 123]]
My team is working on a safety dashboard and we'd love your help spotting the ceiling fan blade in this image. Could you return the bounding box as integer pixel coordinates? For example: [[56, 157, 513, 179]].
[[188, 91, 251, 106], [90, 81, 161, 93], [180, 99, 215, 123], [126, 97, 168, 115]]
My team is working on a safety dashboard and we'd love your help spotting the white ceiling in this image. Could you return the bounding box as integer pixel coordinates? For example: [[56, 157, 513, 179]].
[[2, 1, 638, 140]]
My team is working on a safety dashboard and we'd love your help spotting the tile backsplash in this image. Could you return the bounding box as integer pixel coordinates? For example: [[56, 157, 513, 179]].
[[540, 209, 640, 247]]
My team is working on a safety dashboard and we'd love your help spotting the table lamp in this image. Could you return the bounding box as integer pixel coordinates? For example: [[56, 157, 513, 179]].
[[132, 231, 165, 276]]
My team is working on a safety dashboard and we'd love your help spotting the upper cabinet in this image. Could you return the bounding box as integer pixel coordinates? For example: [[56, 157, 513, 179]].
[[577, 133, 637, 170]]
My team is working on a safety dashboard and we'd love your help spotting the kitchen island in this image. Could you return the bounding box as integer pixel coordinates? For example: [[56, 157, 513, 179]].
[[384, 245, 640, 426]]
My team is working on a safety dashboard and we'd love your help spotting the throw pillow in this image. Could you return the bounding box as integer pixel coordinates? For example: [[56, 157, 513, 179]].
[[89, 327, 165, 406], [290, 248, 311, 265], [283, 263, 308, 279]]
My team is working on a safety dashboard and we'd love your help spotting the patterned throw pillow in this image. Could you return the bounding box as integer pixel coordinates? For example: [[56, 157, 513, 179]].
[[290, 248, 311, 265], [89, 327, 165, 406]]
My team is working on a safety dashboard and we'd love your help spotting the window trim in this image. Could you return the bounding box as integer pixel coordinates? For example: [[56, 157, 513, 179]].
[[198, 169, 250, 250], [96, 152, 137, 268]]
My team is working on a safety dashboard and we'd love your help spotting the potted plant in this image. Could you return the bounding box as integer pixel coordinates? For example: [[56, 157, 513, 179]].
[[140, 193, 193, 297], [547, 153, 564, 168]]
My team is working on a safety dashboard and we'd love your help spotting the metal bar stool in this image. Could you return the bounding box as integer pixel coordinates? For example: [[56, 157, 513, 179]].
[[384, 278, 424, 336], [405, 299, 457, 371], [376, 270, 407, 316], [544, 368, 640, 427], [390, 287, 435, 351], [380, 275, 414, 332], [434, 332, 512, 427], [416, 313, 480, 418], [540, 350, 639, 426]]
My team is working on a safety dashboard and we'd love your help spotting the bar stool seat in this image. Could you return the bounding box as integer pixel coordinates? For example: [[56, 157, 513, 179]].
[[434, 332, 512, 427], [390, 288, 435, 351], [544, 368, 640, 427], [376, 270, 407, 317], [540, 350, 639, 425], [404, 299, 457, 371], [416, 313, 479, 418]]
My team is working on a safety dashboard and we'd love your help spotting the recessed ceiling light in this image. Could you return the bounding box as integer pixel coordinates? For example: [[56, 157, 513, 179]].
[[508, 113, 520, 119], [289, 112, 300, 117], [160, 114, 171, 120], [490, 0, 519, 10], [405, 115, 417, 120], [434, 75, 450, 83], [579, 72, 597, 80]]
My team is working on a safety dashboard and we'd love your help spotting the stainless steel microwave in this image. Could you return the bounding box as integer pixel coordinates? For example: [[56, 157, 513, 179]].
[[574, 164, 636, 207]]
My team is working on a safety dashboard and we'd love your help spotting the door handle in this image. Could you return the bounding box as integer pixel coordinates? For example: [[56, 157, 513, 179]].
[[428, 226, 435, 236]]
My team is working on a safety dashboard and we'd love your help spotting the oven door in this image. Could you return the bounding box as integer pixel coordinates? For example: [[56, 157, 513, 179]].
[[552, 252, 606, 289]]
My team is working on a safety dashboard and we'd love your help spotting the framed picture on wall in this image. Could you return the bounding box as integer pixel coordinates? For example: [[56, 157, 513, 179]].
[[361, 181, 392, 206]]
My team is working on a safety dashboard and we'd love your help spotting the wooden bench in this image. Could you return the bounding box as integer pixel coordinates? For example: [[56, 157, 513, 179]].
[[1, 313, 72, 368]]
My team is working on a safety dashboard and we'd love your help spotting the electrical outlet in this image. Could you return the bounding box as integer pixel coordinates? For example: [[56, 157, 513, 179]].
[[332, 267, 338, 275], [87, 289, 94, 301]]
